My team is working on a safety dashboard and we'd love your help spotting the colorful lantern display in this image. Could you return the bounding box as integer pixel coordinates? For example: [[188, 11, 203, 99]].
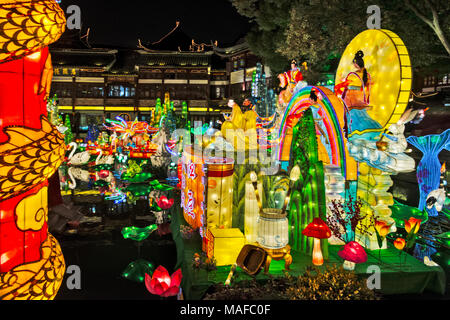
[[333, 30, 415, 252]]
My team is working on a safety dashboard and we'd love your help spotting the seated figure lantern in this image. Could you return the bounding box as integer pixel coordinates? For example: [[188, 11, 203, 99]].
[[0, 0, 66, 300]]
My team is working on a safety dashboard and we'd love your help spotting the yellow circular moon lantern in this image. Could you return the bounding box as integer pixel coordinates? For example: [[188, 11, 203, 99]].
[[335, 29, 412, 137]]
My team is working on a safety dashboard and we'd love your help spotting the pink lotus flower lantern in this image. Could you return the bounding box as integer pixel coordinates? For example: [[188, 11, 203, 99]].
[[157, 196, 174, 210], [145, 266, 182, 297]]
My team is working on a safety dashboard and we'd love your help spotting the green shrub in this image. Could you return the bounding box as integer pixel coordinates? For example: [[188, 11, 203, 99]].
[[204, 265, 378, 300], [285, 265, 378, 300]]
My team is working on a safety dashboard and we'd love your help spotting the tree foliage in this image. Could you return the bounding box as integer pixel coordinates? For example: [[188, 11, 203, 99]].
[[231, 0, 450, 83], [231, 0, 292, 74], [403, 0, 450, 56], [64, 115, 73, 145]]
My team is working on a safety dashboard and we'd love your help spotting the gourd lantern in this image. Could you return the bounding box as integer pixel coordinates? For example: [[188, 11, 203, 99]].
[[0, 0, 66, 300]]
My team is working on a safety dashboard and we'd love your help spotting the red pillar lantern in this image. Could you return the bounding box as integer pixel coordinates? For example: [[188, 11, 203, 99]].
[[0, 0, 66, 300]]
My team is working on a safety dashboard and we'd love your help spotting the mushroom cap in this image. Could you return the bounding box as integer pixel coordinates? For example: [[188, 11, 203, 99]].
[[338, 241, 367, 264], [302, 217, 331, 239]]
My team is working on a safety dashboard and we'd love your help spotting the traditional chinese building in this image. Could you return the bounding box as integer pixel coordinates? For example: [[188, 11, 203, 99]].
[[212, 39, 271, 98], [49, 29, 268, 136]]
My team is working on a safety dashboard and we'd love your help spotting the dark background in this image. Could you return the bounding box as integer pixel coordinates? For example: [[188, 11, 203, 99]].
[[59, 0, 251, 48]]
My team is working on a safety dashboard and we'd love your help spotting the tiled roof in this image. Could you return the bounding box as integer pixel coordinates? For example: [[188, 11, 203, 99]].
[[212, 41, 250, 57], [136, 50, 213, 67], [50, 48, 117, 69]]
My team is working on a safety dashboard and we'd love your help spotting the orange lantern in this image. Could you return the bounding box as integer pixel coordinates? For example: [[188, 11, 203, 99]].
[[404, 217, 422, 234], [394, 238, 406, 251], [181, 146, 206, 231]]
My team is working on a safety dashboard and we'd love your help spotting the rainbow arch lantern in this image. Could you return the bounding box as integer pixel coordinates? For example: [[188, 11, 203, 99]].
[[278, 86, 356, 180]]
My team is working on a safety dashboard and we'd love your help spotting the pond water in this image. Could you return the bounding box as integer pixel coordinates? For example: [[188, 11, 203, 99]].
[[51, 150, 178, 300]]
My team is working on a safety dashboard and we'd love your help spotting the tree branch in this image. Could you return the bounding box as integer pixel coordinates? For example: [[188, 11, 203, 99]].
[[404, 0, 435, 30], [425, 0, 439, 24], [406, 0, 450, 55]]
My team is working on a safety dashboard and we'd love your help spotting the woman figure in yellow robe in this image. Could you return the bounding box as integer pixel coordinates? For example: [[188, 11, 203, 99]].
[[221, 98, 258, 150]]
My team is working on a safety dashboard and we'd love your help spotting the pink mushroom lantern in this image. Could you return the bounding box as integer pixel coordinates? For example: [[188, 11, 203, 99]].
[[338, 241, 367, 271]]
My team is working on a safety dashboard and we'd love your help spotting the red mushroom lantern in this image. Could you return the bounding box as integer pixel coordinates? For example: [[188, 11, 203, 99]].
[[302, 217, 331, 266], [338, 241, 368, 271]]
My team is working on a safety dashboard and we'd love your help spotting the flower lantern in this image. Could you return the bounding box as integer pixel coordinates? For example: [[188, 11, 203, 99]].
[[302, 218, 331, 266], [145, 266, 182, 297], [404, 217, 421, 234], [156, 196, 174, 210], [338, 241, 367, 270], [374, 220, 391, 237], [374, 219, 392, 250], [404, 217, 422, 252], [394, 238, 406, 251]]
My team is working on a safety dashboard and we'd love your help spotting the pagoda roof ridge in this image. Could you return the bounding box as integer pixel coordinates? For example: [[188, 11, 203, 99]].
[[212, 41, 249, 55]]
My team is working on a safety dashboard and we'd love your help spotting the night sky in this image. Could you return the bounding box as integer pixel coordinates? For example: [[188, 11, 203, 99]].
[[59, 0, 251, 48]]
